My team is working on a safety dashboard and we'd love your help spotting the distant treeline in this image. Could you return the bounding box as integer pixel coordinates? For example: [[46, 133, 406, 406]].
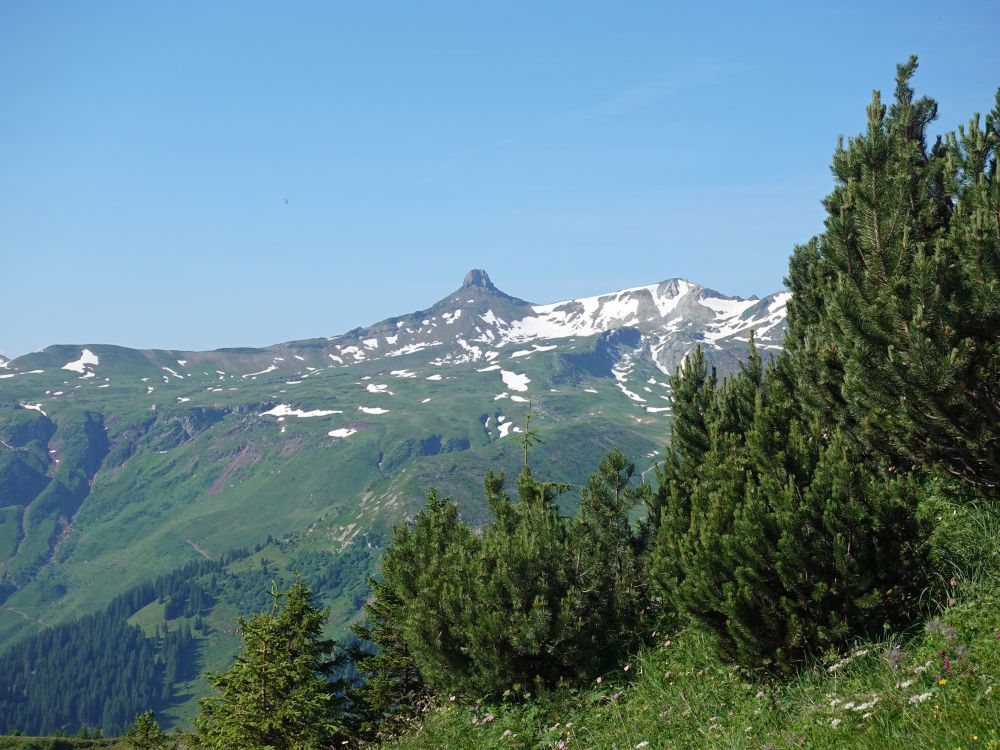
[[0, 553, 245, 736], [0, 534, 378, 738]]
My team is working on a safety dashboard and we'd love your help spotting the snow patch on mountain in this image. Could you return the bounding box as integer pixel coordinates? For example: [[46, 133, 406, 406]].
[[500, 370, 530, 392], [612, 355, 646, 403], [63, 349, 99, 373], [386, 341, 442, 358], [700, 295, 758, 318], [242, 365, 277, 379], [261, 404, 343, 419], [497, 282, 691, 345], [328, 427, 358, 438]]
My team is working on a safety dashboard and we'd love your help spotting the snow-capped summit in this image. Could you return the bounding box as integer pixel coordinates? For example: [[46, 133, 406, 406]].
[[315, 270, 788, 375]]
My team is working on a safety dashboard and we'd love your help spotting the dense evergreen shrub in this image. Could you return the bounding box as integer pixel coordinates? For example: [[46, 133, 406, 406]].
[[360, 450, 648, 700], [651, 340, 928, 671], [784, 58, 1000, 495]]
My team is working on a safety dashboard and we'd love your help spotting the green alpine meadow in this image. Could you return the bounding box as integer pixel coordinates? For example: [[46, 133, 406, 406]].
[[2, 10, 999, 747]]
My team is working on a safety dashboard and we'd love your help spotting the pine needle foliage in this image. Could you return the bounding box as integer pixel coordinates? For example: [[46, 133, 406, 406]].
[[645, 346, 716, 622], [348, 575, 429, 738], [652, 339, 927, 672], [362, 451, 649, 700], [645, 58, 1000, 671], [784, 57, 1000, 494], [376, 489, 481, 693]]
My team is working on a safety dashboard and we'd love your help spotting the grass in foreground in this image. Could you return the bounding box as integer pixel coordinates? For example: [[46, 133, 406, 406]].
[[377, 578, 1000, 750]]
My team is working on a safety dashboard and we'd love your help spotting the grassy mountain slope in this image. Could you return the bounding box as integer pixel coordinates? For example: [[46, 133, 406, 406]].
[[376, 492, 1000, 750], [0, 272, 786, 731], [377, 580, 1000, 750]]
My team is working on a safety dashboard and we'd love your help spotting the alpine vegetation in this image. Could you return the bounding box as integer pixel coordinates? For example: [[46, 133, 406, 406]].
[[342, 57, 1000, 747], [0, 57, 997, 750]]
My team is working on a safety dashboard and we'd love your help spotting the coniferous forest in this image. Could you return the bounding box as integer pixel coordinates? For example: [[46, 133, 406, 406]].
[[1, 58, 998, 749]]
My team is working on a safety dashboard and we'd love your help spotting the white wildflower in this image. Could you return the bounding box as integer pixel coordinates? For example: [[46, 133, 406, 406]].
[[828, 657, 851, 672], [852, 697, 878, 711], [908, 692, 933, 704], [912, 659, 933, 674]]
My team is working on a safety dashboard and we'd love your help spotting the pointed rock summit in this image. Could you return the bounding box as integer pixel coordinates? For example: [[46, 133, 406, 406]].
[[462, 269, 495, 289], [452, 268, 528, 307]]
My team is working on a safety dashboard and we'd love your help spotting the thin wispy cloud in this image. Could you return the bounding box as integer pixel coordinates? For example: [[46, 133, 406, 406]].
[[413, 57, 734, 187], [569, 58, 735, 121], [414, 137, 518, 186]]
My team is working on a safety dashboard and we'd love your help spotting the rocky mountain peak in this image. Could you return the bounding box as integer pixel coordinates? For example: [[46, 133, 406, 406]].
[[462, 269, 495, 289]]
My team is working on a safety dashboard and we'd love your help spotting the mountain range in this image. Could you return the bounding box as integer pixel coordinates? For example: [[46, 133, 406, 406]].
[[0, 269, 787, 727]]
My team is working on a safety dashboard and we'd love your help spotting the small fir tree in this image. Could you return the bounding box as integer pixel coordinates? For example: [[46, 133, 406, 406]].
[[349, 561, 431, 737], [568, 449, 648, 665], [646, 345, 717, 605], [196, 578, 344, 750], [642, 346, 716, 542], [123, 710, 167, 750]]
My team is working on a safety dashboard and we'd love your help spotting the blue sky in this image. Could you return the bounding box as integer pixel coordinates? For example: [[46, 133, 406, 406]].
[[2, 1, 998, 357]]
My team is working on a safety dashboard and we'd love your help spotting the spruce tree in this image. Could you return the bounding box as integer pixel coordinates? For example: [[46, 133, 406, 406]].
[[196, 578, 344, 750]]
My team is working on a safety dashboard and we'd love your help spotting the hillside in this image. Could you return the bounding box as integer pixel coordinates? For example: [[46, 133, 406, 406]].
[[0, 270, 786, 733], [377, 574, 1000, 750]]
